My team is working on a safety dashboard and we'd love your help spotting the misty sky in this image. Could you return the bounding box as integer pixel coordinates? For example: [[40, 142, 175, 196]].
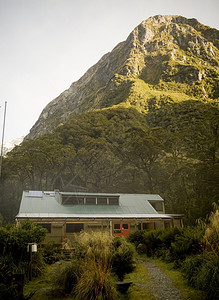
[[0, 0, 218, 144]]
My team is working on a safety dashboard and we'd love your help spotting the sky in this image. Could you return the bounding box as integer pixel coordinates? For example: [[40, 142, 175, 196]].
[[0, 0, 218, 144]]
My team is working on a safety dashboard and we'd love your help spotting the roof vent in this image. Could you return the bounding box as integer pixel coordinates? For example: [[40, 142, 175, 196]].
[[28, 191, 43, 198]]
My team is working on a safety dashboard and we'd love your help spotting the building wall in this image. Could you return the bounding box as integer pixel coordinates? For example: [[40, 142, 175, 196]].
[[17, 217, 180, 244]]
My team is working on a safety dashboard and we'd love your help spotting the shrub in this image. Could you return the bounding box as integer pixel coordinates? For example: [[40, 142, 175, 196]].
[[128, 230, 145, 246], [42, 242, 61, 264], [169, 227, 204, 264], [0, 221, 47, 298], [0, 221, 47, 266], [129, 229, 163, 257], [182, 255, 206, 287], [111, 237, 136, 281], [182, 254, 219, 300], [158, 226, 182, 248], [196, 255, 219, 300]]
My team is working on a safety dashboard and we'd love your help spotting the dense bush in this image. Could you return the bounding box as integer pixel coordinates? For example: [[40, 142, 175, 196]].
[[169, 226, 204, 266], [129, 227, 185, 259], [182, 254, 219, 300], [42, 242, 62, 264], [129, 226, 204, 263], [181, 255, 206, 287]]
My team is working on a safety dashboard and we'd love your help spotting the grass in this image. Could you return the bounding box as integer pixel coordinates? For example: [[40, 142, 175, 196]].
[[23, 263, 74, 300]]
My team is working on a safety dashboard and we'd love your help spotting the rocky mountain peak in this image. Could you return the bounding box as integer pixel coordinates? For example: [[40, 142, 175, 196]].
[[25, 15, 219, 140]]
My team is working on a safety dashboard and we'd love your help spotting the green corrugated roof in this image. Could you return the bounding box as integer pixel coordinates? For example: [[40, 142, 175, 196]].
[[16, 191, 168, 219]]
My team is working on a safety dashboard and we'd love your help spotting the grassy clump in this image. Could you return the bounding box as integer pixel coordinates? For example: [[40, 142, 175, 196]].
[[73, 259, 115, 300], [51, 232, 135, 299]]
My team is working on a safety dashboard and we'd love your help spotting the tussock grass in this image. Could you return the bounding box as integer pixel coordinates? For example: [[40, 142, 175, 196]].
[[51, 232, 135, 299], [203, 206, 219, 254]]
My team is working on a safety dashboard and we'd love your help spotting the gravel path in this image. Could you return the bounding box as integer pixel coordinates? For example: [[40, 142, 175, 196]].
[[137, 258, 185, 300]]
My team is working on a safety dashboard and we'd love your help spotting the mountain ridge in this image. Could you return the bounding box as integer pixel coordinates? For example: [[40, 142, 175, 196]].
[[25, 15, 219, 140]]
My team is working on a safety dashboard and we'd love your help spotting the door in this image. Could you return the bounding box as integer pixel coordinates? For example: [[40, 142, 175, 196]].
[[113, 223, 130, 237], [52, 223, 64, 243]]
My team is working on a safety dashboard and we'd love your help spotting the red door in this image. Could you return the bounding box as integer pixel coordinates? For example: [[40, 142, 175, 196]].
[[113, 223, 130, 237]]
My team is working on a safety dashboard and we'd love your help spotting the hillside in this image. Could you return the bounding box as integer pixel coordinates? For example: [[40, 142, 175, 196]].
[[0, 15, 218, 224], [25, 15, 219, 139]]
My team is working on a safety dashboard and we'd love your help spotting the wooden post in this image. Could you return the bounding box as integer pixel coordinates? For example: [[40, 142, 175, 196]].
[[28, 244, 32, 281]]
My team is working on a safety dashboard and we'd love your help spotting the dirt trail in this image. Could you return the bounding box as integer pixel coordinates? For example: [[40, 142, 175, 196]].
[[137, 258, 185, 300]]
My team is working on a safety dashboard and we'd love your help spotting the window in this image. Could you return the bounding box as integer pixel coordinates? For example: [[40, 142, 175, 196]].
[[87, 224, 101, 228], [86, 197, 96, 205], [150, 201, 163, 211], [114, 224, 120, 229], [62, 195, 84, 205], [66, 223, 84, 233], [37, 223, 51, 233], [164, 222, 170, 229], [76, 197, 84, 204], [61, 194, 120, 205], [113, 223, 121, 233], [109, 197, 119, 205], [138, 223, 153, 230], [97, 197, 107, 205], [122, 224, 128, 229]]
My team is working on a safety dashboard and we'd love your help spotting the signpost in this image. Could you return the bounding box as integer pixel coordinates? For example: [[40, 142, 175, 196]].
[[27, 243, 37, 281]]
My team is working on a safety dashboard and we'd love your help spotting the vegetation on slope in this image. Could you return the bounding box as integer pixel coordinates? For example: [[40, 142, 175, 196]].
[[0, 91, 218, 225]]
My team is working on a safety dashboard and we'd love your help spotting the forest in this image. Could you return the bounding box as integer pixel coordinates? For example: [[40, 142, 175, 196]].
[[0, 91, 218, 225]]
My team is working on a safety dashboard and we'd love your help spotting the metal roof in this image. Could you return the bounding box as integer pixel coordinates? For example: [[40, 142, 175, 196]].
[[16, 191, 168, 219]]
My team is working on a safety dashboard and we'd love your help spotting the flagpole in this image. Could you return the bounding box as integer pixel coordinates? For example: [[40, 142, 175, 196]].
[[0, 101, 7, 177]]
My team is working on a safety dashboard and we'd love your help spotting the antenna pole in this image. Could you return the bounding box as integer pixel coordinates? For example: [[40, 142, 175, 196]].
[[0, 101, 7, 178]]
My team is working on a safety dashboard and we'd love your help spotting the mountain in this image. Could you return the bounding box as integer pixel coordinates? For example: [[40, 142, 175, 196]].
[[3, 137, 24, 155], [1, 15, 218, 224], [26, 15, 219, 140]]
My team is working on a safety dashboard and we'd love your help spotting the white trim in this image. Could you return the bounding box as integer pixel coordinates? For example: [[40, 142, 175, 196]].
[[16, 213, 172, 219]]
